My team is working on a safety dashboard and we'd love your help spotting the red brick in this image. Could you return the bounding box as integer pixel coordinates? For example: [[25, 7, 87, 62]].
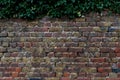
[[91, 58, 106, 62], [97, 67, 111, 73], [12, 72, 18, 78], [6, 67, 15, 72], [116, 53, 120, 57], [63, 72, 69, 77], [114, 48, 120, 53], [118, 63, 120, 68], [69, 52, 77, 57], [15, 67, 21, 73], [33, 27, 49, 32]]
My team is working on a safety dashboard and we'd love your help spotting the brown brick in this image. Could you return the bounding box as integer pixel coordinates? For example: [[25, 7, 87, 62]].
[[114, 48, 120, 53], [54, 47, 68, 52], [0, 67, 5, 72], [68, 47, 83, 53], [90, 37, 102, 42], [65, 42, 78, 47], [0, 32, 8, 37], [33, 27, 49, 32], [3, 72, 11, 77], [118, 73, 120, 77], [106, 78, 120, 80], [64, 27, 79, 32], [109, 73, 117, 78], [100, 48, 114, 53]]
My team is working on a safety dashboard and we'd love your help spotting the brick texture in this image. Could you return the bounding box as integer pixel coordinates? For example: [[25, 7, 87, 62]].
[[0, 15, 120, 80]]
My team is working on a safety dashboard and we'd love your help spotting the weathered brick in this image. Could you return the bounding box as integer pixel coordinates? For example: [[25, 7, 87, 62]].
[[109, 73, 117, 78], [80, 67, 96, 73], [0, 32, 8, 37], [8, 32, 15, 37], [93, 27, 101, 32], [100, 48, 114, 53], [79, 27, 93, 32], [92, 77, 106, 80], [68, 47, 83, 53], [49, 27, 62, 32], [94, 73, 108, 77], [79, 37, 87, 42], [19, 72, 26, 77], [65, 42, 78, 47], [3, 72, 11, 77], [90, 37, 102, 42], [75, 18, 86, 22], [64, 27, 79, 32], [112, 69, 120, 73], [0, 47, 6, 53]]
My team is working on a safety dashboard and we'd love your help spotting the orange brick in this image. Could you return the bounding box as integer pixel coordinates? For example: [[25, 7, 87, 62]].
[[63, 72, 70, 77], [91, 58, 106, 62], [15, 67, 21, 73], [12, 72, 18, 78]]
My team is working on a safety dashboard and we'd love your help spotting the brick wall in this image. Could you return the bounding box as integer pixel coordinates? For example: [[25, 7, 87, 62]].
[[0, 14, 120, 80]]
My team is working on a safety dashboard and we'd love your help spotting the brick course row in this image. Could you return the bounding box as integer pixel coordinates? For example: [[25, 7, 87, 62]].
[[0, 16, 120, 80]]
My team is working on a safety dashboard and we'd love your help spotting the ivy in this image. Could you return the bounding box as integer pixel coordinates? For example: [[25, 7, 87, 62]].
[[0, 0, 120, 19]]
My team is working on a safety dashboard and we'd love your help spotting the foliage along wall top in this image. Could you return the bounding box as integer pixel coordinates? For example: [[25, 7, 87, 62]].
[[0, 0, 120, 19]]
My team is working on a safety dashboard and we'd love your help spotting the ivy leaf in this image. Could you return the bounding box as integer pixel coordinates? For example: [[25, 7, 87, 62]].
[[71, 0, 75, 3]]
